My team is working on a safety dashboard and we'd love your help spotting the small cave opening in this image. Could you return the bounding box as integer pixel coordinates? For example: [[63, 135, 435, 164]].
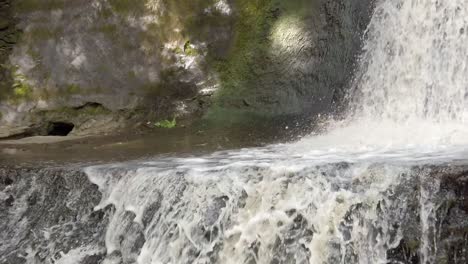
[[47, 122, 75, 136]]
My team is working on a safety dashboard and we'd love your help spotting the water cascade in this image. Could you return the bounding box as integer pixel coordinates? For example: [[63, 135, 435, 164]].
[[66, 1, 468, 263]]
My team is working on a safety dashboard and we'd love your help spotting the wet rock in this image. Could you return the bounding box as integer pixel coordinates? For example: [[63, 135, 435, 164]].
[[0, 0, 374, 134], [141, 198, 161, 228], [0, 166, 108, 264], [4, 194, 13, 206], [80, 253, 105, 264], [382, 166, 468, 264], [0, 18, 9, 30], [204, 195, 229, 226]]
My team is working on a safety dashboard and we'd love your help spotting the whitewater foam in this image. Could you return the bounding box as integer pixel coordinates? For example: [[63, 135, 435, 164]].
[[298, 0, 468, 151], [79, 1, 468, 263]]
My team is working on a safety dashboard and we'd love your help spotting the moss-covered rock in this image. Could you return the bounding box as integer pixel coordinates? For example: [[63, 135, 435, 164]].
[[0, 0, 20, 103], [0, 18, 9, 30], [207, 0, 373, 123], [0, 0, 373, 136]]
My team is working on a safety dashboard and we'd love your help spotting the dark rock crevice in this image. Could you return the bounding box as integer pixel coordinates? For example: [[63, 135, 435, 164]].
[[47, 121, 75, 136]]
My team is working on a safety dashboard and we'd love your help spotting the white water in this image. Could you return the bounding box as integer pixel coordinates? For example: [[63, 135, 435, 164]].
[[82, 1, 468, 264], [295, 0, 468, 152]]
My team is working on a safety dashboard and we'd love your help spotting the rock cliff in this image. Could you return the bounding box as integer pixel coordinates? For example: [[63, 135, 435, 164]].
[[0, 0, 372, 137]]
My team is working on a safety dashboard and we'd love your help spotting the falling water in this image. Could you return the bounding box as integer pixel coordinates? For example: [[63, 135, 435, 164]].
[[295, 0, 468, 152], [351, 0, 468, 123], [77, 1, 468, 263]]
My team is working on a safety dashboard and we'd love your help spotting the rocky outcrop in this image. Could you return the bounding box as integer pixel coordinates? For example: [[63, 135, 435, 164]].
[[388, 167, 468, 264], [0, 167, 107, 264], [0, 0, 373, 137], [209, 0, 374, 120]]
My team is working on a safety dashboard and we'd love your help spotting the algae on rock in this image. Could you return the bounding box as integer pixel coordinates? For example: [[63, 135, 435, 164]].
[[0, 0, 373, 136]]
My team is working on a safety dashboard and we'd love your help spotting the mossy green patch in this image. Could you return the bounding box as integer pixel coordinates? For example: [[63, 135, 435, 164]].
[[0, 18, 9, 30], [154, 117, 177, 129], [10, 68, 33, 101], [98, 7, 115, 19], [183, 41, 199, 56], [13, 84, 32, 98], [14, 0, 66, 13], [95, 24, 119, 38], [26, 48, 42, 63], [27, 27, 63, 41], [203, 106, 277, 127], [205, 0, 317, 121], [406, 240, 420, 252], [205, 0, 277, 112], [108, 0, 147, 15], [172, 40, 199, 56], [66, 84, 81, 94]]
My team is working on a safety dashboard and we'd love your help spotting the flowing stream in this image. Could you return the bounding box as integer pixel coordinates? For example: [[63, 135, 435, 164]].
[[78, 1, 468, 263]]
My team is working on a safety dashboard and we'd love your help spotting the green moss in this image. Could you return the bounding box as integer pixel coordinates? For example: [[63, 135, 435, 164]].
[[66, 84, 81, 94], [172, 41, 199, 56], [95, 24, 119, 38], [127, 70, 137, 79], [406, 240, 420, 252], [98, 7, 115, 19], [27, 27, 63, 41], [2, 30, 21, 44], [26, 48, 42, 63], [203, 106, 276, 127], [173, 46, 184, 55], [11, 68, 33, 101], [212, 0, 276, 102], [13, 84, 32, 97], [14, 0, 66, 13], [154, 118, 177, 129], [141, 82, 162, 96], [183, 41, 199, 56], [108, 0, 147, 15], [204, 0, 316, 121], [0, 18, 9, 30]]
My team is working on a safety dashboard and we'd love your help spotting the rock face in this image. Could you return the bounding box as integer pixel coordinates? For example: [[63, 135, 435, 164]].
[[0, 0, 20, 102], [0, 0, 373, 137], [0, 167, 107, 264]]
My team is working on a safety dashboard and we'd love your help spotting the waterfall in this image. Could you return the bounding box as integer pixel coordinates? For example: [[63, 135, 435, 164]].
[[292, 0, 468, 152], [75, 1, 468, 264], [351, 0, 468, 123]]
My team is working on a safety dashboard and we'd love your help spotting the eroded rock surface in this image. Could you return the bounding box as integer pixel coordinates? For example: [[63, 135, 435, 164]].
[[0, 167, 107, 264], [0, 0, 373, 137]]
